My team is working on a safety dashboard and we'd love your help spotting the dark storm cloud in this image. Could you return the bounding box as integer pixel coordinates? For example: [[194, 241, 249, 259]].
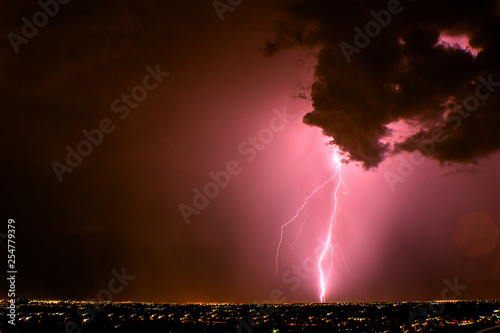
[[265, 0, 500, 168]]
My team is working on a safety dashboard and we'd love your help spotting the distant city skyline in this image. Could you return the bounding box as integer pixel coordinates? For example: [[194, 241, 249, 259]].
[[3, 299, 500, 332]]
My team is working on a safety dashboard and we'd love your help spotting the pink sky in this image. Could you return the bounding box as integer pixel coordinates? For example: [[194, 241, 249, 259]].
[[2, 0, 500, 303]]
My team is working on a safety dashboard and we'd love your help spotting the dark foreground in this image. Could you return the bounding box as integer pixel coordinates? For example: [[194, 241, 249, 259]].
[[1, 299, 499, 333]]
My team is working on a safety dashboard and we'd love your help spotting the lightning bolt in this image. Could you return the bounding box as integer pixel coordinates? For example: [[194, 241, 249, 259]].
[[318, 148, 342, 302], [274, 174, 336, 275], [274, 146, 347, 302]]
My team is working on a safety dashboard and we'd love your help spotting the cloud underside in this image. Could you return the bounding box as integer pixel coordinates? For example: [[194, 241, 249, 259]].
[[266, 0, 500, 168]]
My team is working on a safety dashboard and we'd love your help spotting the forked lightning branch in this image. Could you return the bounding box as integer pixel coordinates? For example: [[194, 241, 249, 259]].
[[275, 147, 350, 302]]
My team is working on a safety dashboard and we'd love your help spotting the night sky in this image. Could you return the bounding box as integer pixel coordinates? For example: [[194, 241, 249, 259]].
[[1, 0, 500, 303]]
